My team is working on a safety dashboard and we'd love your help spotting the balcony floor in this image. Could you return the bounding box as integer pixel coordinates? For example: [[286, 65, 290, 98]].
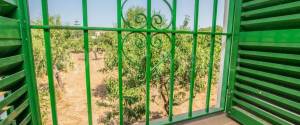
[[176, 113, 239, 125]]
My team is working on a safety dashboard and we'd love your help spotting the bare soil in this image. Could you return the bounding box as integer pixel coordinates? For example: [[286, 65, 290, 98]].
[[38, 53, 217, 125]]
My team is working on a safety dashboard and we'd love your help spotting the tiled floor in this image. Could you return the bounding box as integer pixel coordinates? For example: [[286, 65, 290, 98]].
[[176, 113, 239, 125]]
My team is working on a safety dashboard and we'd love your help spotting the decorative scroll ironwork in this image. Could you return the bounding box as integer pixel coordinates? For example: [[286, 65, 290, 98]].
[[122, 32, 146, 67], [121, 32, 172, 77], [150, 32, 172, 73], [23, 0, 231, 124], [121, 0, 173, 71], [121, 0, 147, 29], [151, 0, 172, 30], [121, 0, 173, 30], [151, 32, 171, 49]]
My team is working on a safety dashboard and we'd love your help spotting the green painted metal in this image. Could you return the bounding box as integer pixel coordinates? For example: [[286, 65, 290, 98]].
[[18, 0, 43, 122], [188, 0, 199, 118], [81, 0, 93, 124], [0, 84, 27, 110], [8, 0, 300, 124], [242, 0, 300, 10], [15, 0, 238, 124], [237, 66, 300, 86], [226, 0, 242, 114], [0, 0, 42, 124], [117, 0, 124, 124], [0, 0, 17, 17], [151, 108, 222, 125], [232, 97, 292, 125], [145, 0, 152, 124], [0, 55, 23, 73], [241, 13, 300, 29], [220, 0, 235, 111], [0, 16, 20, 39], [19, 113, 32, 125], [238, 58, 300, 77], [40, 0, 59, 124], [0, 39, 21, 55], [241, 1, 300, 19], [236, 74, 300, 100], [234, 90, 300, 123], [239, 50, 300, 62], [227, 0, 300, 124], [30, 25, 231, 35], [0, 70, 25, 90], [239, 29, 300, 43], [205, 0, 218, 113], [168, 0, 177, 122], [229, 106, 267, 125], [0, 99, 29, 125], [234, 82, 300, 113]]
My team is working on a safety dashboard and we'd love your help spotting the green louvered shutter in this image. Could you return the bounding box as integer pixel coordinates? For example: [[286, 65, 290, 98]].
[[227, 0, 300, 125], [0, 0, 41, 124]]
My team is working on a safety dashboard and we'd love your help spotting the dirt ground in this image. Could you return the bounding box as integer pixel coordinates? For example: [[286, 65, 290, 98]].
[[38, 53, 218, 125]]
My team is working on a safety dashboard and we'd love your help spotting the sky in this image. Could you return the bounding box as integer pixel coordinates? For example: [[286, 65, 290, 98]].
[[28, 0, 226, 29]]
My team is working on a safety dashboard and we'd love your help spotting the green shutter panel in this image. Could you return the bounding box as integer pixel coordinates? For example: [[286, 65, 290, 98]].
[[0, 0, 41, 124], [227, 0, 300, 125]]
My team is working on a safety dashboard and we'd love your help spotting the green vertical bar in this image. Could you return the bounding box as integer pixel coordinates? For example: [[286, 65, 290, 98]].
[[205, 0, 219, 113], [146, 0, 152, 124], [226, 0, 242, 112], [220, 0, 236, 110], [18, 0, 42, 124], [82, 0, 93, 124], [188, 0, 200, 118], [168, 0, 177, 122], [117, 0, 123, 124], [41, 0, 58, 124]]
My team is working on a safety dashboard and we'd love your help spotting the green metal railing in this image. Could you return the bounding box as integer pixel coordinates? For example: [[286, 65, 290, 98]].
[[20, 0, 235, 124]]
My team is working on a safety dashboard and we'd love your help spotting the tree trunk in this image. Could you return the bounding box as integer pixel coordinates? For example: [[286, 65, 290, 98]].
[[54, 65, 64, 93], [159, 77, 169, 115], [93, 51, 98, 60]]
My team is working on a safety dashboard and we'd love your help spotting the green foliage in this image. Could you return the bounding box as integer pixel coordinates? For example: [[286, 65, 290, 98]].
[[31, 16, 83, 123], [97, 7, 223, 124], [37, 84, 51, 123], [124, 7, 147, 28], [31, 16, 83, 76]]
